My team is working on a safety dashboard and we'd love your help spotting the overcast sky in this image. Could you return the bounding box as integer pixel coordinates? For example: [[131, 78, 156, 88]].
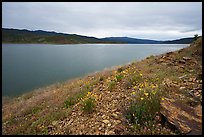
[[2, 2, 202, 40]]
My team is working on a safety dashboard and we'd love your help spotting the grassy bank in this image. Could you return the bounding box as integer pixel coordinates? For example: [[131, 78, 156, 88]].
[[2, 38, 202, 135]]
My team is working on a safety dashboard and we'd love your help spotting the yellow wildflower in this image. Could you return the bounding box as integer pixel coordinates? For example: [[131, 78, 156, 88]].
[[140, 97, 144, 100], [152, 90, 157, 95], [144, 92, 149, 96], [93, 94, 97, 97], [132, 92, 136, 95], [151, 85, 156, 88], [106, 79, 110, 83], [161, 98, 165, 101], [88, 92, 91, 95], [140, 73, 143, 76], [139, 88, 142, 91]]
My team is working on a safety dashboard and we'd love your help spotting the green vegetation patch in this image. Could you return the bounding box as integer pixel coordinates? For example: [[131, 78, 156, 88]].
[[81, 96, 96, 113], [63, 83, 91, 109], [108, 80, 116, 91], [115, 74, 123, 82]]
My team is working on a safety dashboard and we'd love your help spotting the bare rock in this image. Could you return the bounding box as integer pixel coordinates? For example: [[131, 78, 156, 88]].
[[115, 120, 122, 124], [162, 78, 173, 87], [199, 80, 202, 84], [160, 98, 202, 135], [67, 119, 73, 125], [48, 125, 54, 130], [179, 59, 186, 64], [114, 124, 125, 134], [179, 87, 186, 90], [183, 57, 191, 61], [166, 51, 173, 55], [111, 113, 119, 119], [107, 130, 115, 135], [52, 121, 58, 126], [102, 120, 110, 124], [195, 105, 202, 117], [159, 58, 165, 62]]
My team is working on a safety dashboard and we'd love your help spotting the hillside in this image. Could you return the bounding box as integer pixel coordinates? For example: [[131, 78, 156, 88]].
[[101, 37, 161, 44], [161, 37, 194, 44], [2, 28, 195, 44], [2, 37, 202, 135], [101, 37, 195, 44], [2, 28, 122, 44]]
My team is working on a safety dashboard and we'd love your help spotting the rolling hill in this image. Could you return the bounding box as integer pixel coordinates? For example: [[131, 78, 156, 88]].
[[101, 37, 161, 44], [2, 28, 195, 44], [101, 37, 195, 44], [2, 28, 121, 44]]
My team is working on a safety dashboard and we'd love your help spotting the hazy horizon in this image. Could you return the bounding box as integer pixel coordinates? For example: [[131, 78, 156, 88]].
[[2, 27, 198, 41]]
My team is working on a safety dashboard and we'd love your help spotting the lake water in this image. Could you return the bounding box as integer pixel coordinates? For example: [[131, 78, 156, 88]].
[[2, 44, 189, 97]]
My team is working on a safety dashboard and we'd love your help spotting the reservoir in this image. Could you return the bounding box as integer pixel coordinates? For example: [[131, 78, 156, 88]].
[[2, 44, 188, 97]]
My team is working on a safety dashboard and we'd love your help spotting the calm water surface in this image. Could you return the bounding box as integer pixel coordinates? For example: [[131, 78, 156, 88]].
[[2, 44, 189, 97]]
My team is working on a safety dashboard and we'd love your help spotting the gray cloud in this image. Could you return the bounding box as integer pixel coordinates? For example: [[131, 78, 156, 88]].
[[2, 2, 202, 40]]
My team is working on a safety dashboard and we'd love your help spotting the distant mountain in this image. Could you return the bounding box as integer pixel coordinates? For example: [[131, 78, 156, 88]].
[[161, 37, 194, 44], [101, 37, 195, 44], [2, 28, 195, 44], [101, 37, 161, 44], [2, 28, 121, 44]]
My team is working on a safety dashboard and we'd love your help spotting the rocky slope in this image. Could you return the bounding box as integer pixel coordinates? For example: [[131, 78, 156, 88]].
[[2, 38, 202, 135]]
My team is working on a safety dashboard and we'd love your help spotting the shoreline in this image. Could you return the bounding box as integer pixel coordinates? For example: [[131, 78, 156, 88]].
[[2, 63, 129, 101], [2, 44, 190, 101], [2, 42, 190, 45], [2, 44, 189, 100]]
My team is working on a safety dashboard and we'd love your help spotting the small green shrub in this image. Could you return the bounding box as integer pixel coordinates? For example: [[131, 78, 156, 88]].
[[127, 103, 149, 124], [108, 81, 116, 91], [123, 79, 132, 89], [22, 106, 42, 116], [64, 97, 75, 108], [130, 74, 142, 84], [99, 76, 104, 81], [64, 84, 93, 109], [116, 74, 123, 82], [82, 84, 91, 92], [81, 97, 96, 113], [194, 34, 198, 41], [42, 128, 48, 135], [31, 106, 41, 114], [117, 67, 123, 73], [146, 55, 154, 59], [126, 85, 161, 125]]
